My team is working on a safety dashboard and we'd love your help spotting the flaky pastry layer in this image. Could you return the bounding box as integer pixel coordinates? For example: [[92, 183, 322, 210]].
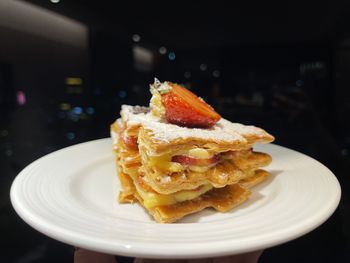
[[111, 105, 274, 223], [116, 161, 269, 223], [120, 105, 274, 155], [112, 122, 272, 194]]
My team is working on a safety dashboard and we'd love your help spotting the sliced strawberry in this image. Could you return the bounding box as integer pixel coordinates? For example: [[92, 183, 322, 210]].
[[171, 154, 220, 166], [161, 83, 221, 128], [117, 121, 138, 150], [122, 133, 138, 150]]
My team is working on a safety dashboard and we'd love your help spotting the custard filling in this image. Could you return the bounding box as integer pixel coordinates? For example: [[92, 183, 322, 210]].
[[130, 173, 212, 208], [148, 147, 220, 173]]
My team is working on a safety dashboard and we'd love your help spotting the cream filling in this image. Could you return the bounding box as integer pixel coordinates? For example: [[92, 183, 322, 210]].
[[130, 173, 212, 208], [148, 147, 217, 173]]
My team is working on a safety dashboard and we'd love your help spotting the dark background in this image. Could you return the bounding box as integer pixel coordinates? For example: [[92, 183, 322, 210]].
[[1, 0, 349, 262]]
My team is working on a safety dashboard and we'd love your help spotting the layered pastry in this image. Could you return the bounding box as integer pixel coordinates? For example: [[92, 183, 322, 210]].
[[111, 79, 274, 223]]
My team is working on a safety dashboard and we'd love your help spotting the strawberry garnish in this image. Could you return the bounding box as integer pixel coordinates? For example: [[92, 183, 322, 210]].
[[122, 134, 138, 150], [161, 83, 221, 128]]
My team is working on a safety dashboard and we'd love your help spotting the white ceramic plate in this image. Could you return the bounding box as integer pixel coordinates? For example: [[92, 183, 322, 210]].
[[10, 138, 341, 259]]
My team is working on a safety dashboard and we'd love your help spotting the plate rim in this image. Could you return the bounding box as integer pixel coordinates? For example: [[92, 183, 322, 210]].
[[10, 138, 342, 259]]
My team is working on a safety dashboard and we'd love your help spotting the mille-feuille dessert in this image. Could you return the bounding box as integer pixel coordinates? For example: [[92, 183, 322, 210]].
[[111, 79, 274, 223]]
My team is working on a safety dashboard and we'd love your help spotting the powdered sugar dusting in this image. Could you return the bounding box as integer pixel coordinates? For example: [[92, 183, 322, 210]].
[[119, 105, 272, 143], [219, 119, 270, 139]]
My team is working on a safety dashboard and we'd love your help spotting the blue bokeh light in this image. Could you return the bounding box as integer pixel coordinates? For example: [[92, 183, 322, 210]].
[[168, 52, 176, 61], [86, 107, 95, 115], [72, 106, 83, 115], [66, 132, 76, 140], [118, 90, 127, 98]]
